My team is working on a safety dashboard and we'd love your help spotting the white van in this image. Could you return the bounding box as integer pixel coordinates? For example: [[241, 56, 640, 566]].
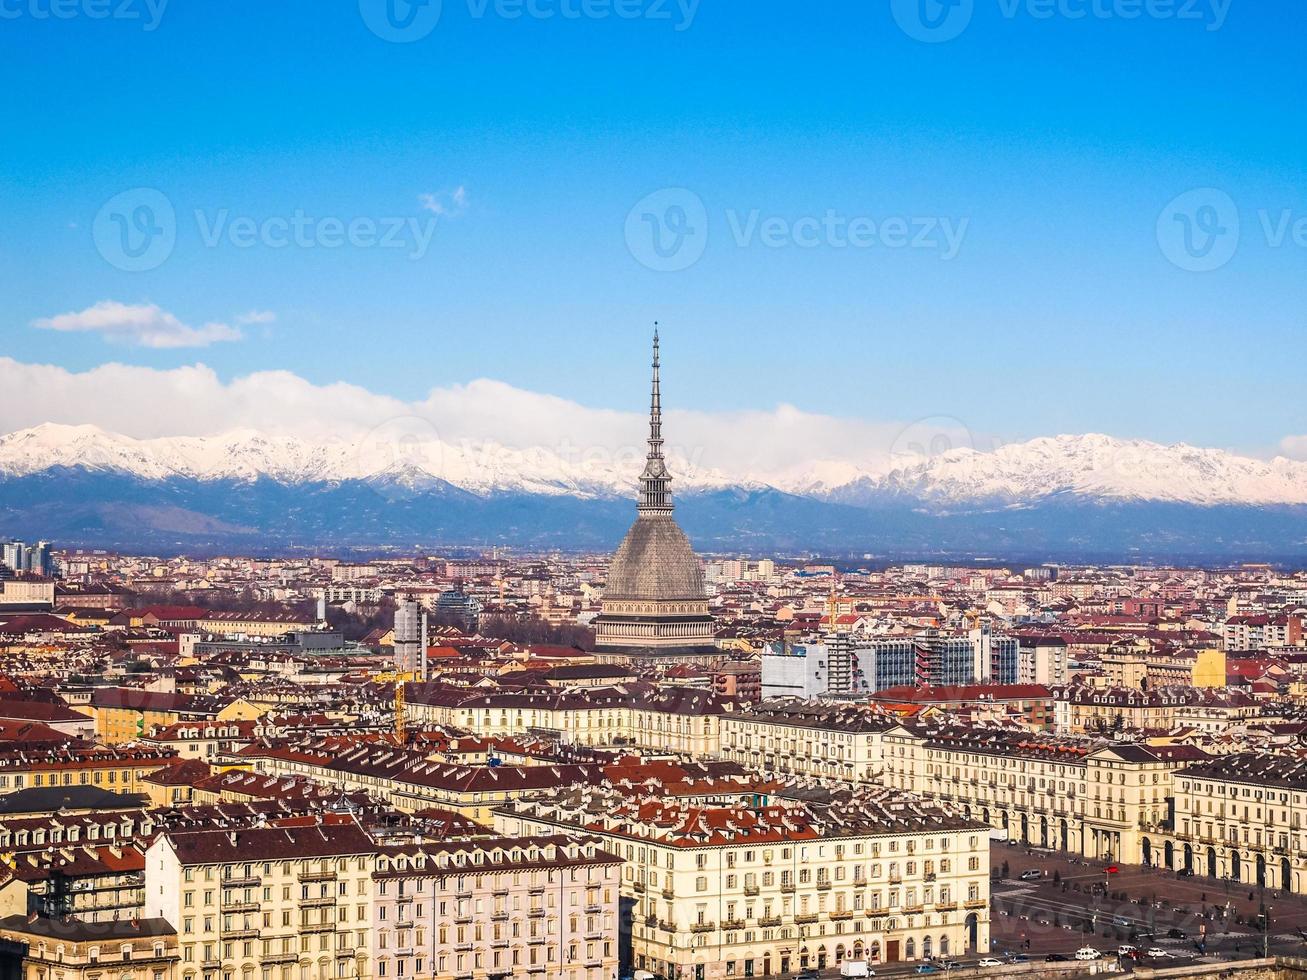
[[840, 962, 873, 977]]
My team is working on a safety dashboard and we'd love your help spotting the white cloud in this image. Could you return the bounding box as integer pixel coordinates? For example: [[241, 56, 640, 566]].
[[32, 301, 249, 349], [0, 357, 919, 481], [1281, 435, 1307, 460], [234, 310, 277, 326], [418, 186, 469, 217]]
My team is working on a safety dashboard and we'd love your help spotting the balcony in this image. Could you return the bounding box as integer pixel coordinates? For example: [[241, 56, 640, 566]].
[[223, 875, 261, 888], [260, 951, 299, 966], [815, 880, 831, 891], [690, 921, 716, 934], [935, 902, 957, 912], [632, 881, 646, 893], [528, 907, 545, 918], [794, 912, 818, 924], [299, 870, 337, 882], [743, 884, 760, 896], [722, 918, 745, 931], [220, 927, 260, 940], [758, 915, 782, 928], [644, 914, 657, 928], [491, 910, 509, 921], [299, 896, 335, 908], [221, 900, 260, 913], [888, 874, 902, 884], [903, 904, 923, 914], [965, 899, 988, 909], [780, 883, 796, 893], [661, 888, 675, 900], [829, 909, 854, 920], [658, 920, 677, 933]]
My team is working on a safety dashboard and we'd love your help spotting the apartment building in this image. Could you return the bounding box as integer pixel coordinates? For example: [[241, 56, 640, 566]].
[[1163, 754, 1307, 893], [144, 820, 378, 980], [0, 916, 179, 980], [881, 722, 1207, 863], [403, 685, 729, 756], [244, 740, 604, 821], [370, 835, 621, 980], [497, 784, 991, 979], [1051, 685, 1259, 734], [0, 744, 178, 795], [717, 701, 894, 784]]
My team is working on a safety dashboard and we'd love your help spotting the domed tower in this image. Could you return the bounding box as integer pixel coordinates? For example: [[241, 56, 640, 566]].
[[593, 330, 718, 664]]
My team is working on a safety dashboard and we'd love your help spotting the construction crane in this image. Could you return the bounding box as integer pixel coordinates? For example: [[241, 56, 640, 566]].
[[394, 681, 406, 743]]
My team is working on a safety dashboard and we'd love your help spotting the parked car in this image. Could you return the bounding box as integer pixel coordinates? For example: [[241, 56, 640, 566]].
[[1118, 945, 1138, 956], [1167, 928, 1187, 939], [1019, 869, 1043, 881], [915, 966, 940, 975], [1044, 953, 1069, 962], [977, 958, 1003, 968], [1075, 947, 1102, 961], [1177, 868, 1195, 877], [1106, 865, 1120, 874], [797, 971, 820, 980], [1146, 948, 1173, 958]]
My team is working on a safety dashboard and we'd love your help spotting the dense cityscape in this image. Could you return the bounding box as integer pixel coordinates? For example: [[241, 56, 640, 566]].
[[0, 340, 1305, 980]]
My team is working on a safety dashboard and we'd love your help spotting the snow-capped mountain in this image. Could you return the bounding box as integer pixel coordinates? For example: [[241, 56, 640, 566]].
[[2, 423, 1305, 557], [2, 423, 1305, 507], [0, 423, 743, 499], [814, 434, 1307, 509]]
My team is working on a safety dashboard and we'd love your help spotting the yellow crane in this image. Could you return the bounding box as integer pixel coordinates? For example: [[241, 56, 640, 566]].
[[394, 681, 406, 743]]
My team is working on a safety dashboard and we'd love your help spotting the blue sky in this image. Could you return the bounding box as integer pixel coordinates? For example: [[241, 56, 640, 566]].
[[2, 0, 1305, 457]]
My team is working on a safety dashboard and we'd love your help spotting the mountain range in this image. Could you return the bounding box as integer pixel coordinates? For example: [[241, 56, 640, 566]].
[[3, 423, 1305, 561]]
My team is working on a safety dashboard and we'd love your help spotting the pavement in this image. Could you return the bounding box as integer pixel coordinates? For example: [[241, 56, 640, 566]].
[[989, 841, 1307, 966]]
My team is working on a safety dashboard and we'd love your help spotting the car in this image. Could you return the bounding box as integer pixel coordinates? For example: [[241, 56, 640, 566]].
[[797, 971, 820, 980], [1167, 928, 1187, 939], [1146, 949, 1172, 958], [915, 966, 940, 975], [1018, 869, 1043, 881], [1118, 945, 1138, 956], [1075, 948, 1102, 961], [1177, 868, 1195, 877], [940, 962, 961, 970], [1113, 916, 1133, 928], [1106, 865, 1120, 874], [1044, 953, 1069, 962], [977, 959, 1003, 968]]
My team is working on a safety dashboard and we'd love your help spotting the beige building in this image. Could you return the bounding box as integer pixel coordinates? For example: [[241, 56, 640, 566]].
[[1162, 754, 1307, 893], [144, 821, 377, 980], [497, 783, 991, 978], [0, 916, 179, 980], [717, 701, 892, 784], [881, 722, 1207, 862]]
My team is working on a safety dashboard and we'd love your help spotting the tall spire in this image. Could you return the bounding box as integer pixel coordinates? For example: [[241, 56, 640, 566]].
[[638, 325, 673, 514]]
